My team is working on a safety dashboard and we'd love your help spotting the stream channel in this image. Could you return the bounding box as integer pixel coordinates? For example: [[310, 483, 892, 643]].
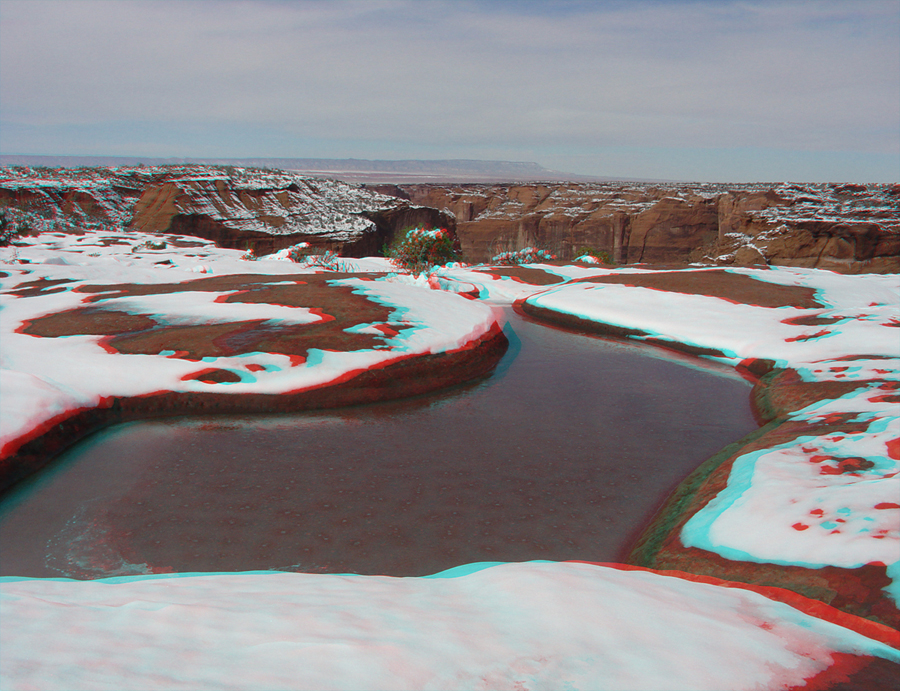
[[0, 308, 758, 579]]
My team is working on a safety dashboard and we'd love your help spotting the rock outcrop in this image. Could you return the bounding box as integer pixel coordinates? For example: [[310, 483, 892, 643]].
[[0, 166, 456, 257], [0, 267, 507, 494], [2, 167, 896, 271], [128, 171, 404, 256], [393, 182, 900, 272], [0, 166, 150, 228], [516, 267, 900, 629]]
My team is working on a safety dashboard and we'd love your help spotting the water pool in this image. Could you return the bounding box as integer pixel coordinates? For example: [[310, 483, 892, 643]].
[[0, 309, 758, 578]]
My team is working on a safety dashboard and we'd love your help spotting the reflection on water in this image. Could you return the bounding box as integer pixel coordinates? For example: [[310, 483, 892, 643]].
[[0, 309, 758, 578]]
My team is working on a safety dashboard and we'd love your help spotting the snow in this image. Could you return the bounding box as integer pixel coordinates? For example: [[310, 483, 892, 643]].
[[524, 267, 899, 373], [680, 377, 900, 602], [2, 562, 898, 691], [1, 228, 898, 690], [93, 290, 326, 327], [336, 277, 497, 355], [681, 416, 900, 569], [0, 229, 497, 457], [519, 265, 900, 602], [757, 183, 900, 230]]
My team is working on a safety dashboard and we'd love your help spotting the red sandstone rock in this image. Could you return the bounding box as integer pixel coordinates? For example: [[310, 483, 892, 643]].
[[394, 182, 900, 272], [3, 167, 897, 271], [0, 271, 508, 494], [0, 166, 457, 258]]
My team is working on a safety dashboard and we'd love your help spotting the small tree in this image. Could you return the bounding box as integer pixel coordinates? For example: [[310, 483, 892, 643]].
[[387, 227, 459, 276], [287, 242, 313, 262], [0, 211, 32, 247]]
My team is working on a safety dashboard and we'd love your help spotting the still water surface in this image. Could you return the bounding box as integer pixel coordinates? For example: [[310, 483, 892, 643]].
[[0, 309, 758, 578]]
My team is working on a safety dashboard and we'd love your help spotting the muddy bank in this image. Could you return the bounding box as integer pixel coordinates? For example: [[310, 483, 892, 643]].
[[518, 268, 899, 629]]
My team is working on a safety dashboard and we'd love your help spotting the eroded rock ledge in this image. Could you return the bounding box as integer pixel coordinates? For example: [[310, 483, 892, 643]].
[[0, 165, 457, 257], [3, 166, 897, 272], [0, 270, 507, 494], [516, 267, 899, 629], [390, 181, 900, 272]]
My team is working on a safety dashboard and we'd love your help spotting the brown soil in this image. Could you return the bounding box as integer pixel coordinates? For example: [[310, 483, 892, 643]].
[[753, 370, 897, 423], [1, 272, 509, 493], [22, 273, 397, 360], [473, 267, 566, 286], [21, 309, 159, 337], [5, 277, 77, 298], [574, 268, 824, 309]]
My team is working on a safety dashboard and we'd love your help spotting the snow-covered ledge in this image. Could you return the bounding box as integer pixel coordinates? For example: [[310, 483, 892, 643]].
[[520, 265, 899, 628], [2, 233, 898, 689], [0, 231, 506, 491]]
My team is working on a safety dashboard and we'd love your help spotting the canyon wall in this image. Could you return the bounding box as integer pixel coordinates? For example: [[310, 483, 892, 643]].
[[0, 166, 455, 257], [389, 182, 900, 272], [2, 166, 897, 272]]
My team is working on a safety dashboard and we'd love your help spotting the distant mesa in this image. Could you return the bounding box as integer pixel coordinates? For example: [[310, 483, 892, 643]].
[[0, 155, 610, 184]]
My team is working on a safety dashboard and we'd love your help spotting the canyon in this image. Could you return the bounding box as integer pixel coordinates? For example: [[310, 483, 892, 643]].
[[0, 166, 451, 258], [382, 181, 900, 272], [1, 165, 897, 273], [2, 166, 898, 684]]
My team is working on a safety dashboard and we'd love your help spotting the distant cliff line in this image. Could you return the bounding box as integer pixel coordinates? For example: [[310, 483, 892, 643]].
[[1, 165, 897, 273], [0, 155, 626, 184]]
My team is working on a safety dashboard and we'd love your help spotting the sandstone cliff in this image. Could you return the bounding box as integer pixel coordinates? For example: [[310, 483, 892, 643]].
[[0, 166, 150, 229], [392, 182, 900, 272], [2, 166, 896, 271], [131, 170, 393, 255], [0, 166, 455, 257]]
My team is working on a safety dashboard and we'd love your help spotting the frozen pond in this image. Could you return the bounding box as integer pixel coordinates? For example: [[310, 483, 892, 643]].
[[0, 309, 758, 578]]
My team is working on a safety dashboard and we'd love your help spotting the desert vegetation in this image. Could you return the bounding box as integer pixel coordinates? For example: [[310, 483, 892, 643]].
[[490, 246, 557, 265], [386, 227, 459, 275]]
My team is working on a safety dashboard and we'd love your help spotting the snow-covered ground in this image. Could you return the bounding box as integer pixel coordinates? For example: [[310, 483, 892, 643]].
[[524, 266, 899, 374], [0, 229, 496, 459], [1, 230, 898, 690], [521, 266, 900, 607], [3, 562, 898, 691]]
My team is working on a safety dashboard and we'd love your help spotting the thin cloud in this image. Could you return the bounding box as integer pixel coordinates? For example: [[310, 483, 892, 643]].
[[1, 0, 897, 180]]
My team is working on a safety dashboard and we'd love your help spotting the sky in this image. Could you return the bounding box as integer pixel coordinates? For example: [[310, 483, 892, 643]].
[[1, 0, 898, 182]]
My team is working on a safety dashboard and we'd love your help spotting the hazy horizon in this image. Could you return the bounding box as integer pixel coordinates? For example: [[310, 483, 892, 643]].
[[0, 154, 643, 183], [1, 0, 898, 183]]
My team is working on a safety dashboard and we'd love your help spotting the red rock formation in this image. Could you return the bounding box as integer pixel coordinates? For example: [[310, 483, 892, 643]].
[[0, 169, 145, 228], [3, 167, 897, 271], [0, 166, 457, 258], [126, 173, 441, 256], [0, 271, 508, 494], [394, 182, 900, 272]]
